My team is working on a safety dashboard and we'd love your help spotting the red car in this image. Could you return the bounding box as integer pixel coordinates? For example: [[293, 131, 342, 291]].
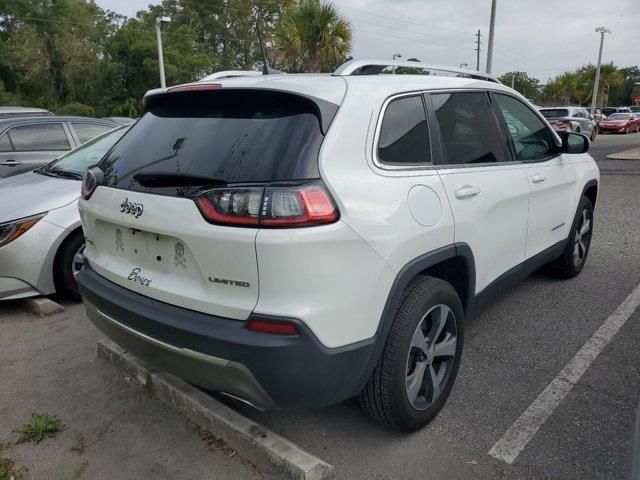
[[598, 113, 640, 134]]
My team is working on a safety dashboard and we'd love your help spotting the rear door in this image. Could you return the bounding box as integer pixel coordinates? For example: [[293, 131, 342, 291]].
[[0, 122, 72, 177], [430, 90, 530, 293], [80, 88, 331, 320], [492, 93, 576, 258], [68, 122, 115, 144]]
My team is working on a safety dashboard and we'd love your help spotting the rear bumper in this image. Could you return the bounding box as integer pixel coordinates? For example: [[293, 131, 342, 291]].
[[78, 263, 383, 410]]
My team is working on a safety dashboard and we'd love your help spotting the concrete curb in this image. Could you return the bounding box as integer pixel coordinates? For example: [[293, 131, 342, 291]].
[[23, 297, 64, 317], [606, 146, 640, 160], [97, 339, 335, 480]]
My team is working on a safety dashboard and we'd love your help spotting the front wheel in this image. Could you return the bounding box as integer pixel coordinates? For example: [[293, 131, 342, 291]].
[[358, 276, 464, 431], [625, 126, 630, 134], [590, 128, 597, 141], [53, 230, 85, 300], [548, 196, 594, 278]]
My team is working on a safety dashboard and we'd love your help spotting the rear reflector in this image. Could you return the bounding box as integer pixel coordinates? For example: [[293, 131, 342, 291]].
[[247, 316, 299, 335], [195, 182, 338, 228]]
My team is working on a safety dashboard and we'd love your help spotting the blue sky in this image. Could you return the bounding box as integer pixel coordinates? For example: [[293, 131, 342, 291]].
[[96, 0, 640, 81]]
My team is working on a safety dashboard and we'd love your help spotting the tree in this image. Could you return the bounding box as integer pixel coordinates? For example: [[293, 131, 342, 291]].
[[498, 71, 541, 100], [273, 0, 351, 72]]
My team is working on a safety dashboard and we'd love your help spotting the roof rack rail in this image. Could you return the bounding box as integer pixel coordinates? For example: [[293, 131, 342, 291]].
[[199, 70, 264, 82], [333, 59, 500, 83]]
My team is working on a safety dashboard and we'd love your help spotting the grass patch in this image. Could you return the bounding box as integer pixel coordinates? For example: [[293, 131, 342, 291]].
[[0, 457, 23, 480], [13, 413, 65, 444]]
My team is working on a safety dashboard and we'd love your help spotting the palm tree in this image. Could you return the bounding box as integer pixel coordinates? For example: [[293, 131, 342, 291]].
[[273, 0, 351, 73]]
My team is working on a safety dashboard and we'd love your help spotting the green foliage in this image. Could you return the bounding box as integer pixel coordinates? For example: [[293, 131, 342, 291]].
[[13, 413, 65, 444], [58, 102, 95, 116], [540, 63, 625, 106], [0, 0, 329, 114], [498, 71, 542, 100], [273, 0, 351, 72]]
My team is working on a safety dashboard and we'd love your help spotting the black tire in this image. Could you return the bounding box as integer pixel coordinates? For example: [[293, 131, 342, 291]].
[[548, 196, 594, 278], [53, 230, 85, 300], [575, 126, 581, 133], [590, 128, 597, 141], [358, 276, 464, 431]]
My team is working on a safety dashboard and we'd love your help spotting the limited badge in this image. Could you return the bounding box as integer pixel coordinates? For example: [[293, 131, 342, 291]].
[[174, 241, 186, 269], [115, 229, 124, 252]]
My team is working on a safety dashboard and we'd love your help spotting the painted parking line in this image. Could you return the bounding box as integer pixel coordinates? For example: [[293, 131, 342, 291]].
[[489, 282, 640, 464]]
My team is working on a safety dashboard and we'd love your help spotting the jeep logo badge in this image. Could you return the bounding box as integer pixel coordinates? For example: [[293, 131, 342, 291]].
[[120, 197, 143, 218]]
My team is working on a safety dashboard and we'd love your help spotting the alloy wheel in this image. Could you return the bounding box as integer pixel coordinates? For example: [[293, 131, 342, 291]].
[[405, 304, 458, 410], [573, 209, 591, 267], [72, 243, 86, 281]]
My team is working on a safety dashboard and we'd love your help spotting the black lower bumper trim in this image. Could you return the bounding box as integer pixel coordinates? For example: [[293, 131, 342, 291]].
[[78, 264, 383, 409]]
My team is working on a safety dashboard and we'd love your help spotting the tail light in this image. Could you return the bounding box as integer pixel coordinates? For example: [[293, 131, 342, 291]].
[[247, 315, 299, 335], [195, 182, 338, 228]]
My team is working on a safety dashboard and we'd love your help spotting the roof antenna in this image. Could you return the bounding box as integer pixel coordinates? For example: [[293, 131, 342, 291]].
[[256, 15, 282, 75]]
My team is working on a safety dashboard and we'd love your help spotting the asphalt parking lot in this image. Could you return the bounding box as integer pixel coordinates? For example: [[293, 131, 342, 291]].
[[1, 132, 639, 479]]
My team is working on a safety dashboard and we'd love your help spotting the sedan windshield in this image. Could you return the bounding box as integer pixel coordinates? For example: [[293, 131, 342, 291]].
[[540, 109, 569, 119], [41, 125, 128, 177], [607, 113, 632, 120]]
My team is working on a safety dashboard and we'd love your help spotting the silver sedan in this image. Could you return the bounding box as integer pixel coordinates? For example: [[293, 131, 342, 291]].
[[0, 125, 129, 300]]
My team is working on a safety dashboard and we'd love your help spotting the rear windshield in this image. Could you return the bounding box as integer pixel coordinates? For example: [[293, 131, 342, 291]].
[[539, 109, 569, 119], [99, 90, 326, 195]]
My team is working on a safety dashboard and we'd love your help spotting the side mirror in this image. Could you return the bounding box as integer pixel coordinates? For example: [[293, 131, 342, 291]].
[[559, 131, 589, 154]]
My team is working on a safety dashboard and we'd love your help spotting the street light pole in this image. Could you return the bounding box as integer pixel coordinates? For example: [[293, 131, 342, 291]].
[[392, 53, 402, 74], [590, 27, 611, 116], [155, 16, 171, 88], [486, 0, 497, 73]]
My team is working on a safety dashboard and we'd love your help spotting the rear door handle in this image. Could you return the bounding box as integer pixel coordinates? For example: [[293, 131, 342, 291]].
[[1, 159, 21, 166], [454, 185, 481, 199], [531, 173, 546, 184]]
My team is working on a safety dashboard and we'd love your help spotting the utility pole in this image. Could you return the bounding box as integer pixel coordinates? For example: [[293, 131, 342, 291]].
[[590, 27, 611, 116], [155, 16, 171, 88], [486, 0, 497, 74], [475, 30, 481, 71], [511, 74, 515, 89], [392, 53, 402, 74]]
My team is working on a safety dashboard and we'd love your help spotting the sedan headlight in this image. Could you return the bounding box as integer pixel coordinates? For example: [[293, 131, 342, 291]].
[[0, 213, 46, 248]]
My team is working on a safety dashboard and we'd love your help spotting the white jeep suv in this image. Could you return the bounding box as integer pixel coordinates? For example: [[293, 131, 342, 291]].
[[77, 59, 599, 431]]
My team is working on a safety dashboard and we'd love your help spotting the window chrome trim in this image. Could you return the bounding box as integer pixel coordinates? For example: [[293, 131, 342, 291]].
[[372, 91, 436, 172]]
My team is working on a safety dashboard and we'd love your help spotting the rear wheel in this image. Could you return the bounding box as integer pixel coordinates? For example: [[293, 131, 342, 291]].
[[358, 276, 464, 431], [548, 196, 594, 278], [590, 127, 597, 141], [53, 230, 85, 300]]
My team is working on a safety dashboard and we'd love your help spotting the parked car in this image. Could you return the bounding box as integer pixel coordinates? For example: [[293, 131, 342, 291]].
[[538, 106, 598, 140], [77, 59, 599, 431], [102, 117, 136, 126], [0, 106, 54, 118], [0, 125, 129, 301], [0, 116, 117, 178], [547, 119, 573, 132], [630, 105, 640, 114], [602, 106, 632, 116], [598, 112, 640, 134]]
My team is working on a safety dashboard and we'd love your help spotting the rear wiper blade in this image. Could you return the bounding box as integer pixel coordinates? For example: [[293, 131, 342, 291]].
[[133, 172, 227, 188]]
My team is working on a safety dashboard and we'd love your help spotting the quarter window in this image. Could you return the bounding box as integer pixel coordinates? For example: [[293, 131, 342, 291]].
[[8, 123, 70, 151], [432, 92, 508, 165], [72, 123, 113, 143], [377, 95, 430, 165], [494, 94, 556, 161]]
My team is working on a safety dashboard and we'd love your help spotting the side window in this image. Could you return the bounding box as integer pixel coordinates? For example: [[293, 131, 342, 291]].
[[0, 133, 11, 152], [72, 123, 113, 144], [493, 94, 556, 161], [432, 91, 508, 165], [377, 95, 430, 165], [8, 123, 70, 151]]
